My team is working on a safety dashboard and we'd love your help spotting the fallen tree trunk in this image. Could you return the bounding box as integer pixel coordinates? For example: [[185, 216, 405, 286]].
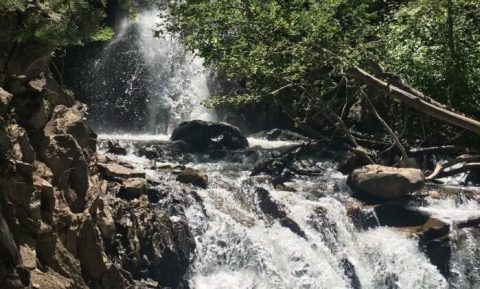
[[347, 66, 480, 135], [430, 162, 480, 179], [426, 154, 480, 180]]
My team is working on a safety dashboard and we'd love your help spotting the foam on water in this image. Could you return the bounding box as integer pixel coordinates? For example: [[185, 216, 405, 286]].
[[97, 133, 170, 142], [97, 135, 480, 289], [247, 137, 304, 149], [183, 160, 449, 289]]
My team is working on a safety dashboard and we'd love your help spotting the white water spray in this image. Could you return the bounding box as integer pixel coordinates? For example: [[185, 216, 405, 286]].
[[135, 9, 215, 134]]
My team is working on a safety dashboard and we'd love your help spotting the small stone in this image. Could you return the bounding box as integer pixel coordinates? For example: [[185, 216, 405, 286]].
[[119, 178, 147, 200], [97, 163, 146, 180], [176, 167, 208, 189], [19, 245, 37, 269]]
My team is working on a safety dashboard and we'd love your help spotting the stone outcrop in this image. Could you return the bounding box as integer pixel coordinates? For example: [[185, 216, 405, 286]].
[[170, 120, 249, 152], [347, 164, 425, 199], [0, 81, 196, 289]]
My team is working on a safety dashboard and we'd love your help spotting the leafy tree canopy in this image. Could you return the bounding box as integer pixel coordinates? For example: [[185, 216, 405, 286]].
[[166, 0, 480, 116], [0, 0, 116, 47]]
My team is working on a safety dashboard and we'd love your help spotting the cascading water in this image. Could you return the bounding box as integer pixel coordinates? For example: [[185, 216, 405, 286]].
[[97, 136, 480, 289], [183, 158, 448, 289], [73, 5, 480, 289], [135, 9, 215, 133], [64, 7, 215, 134]]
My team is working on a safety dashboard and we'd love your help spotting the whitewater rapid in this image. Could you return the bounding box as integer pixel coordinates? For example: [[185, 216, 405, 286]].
[[98, 135, 480, 289]]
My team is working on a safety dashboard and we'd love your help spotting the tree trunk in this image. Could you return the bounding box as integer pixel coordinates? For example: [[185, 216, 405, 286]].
[[347, 66, 480, 135]]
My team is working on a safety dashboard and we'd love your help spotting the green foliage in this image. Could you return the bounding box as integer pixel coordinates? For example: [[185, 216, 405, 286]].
[[0, 0, 27, 12], [167, 0, 365, 111], [167, 0, 480, 118], [380, 0, 480, 114], [165, 0, 406, 119], [0, 0, 126, 47]]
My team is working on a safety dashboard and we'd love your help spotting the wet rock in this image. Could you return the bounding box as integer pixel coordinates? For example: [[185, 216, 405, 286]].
[[110, 200, 195, 288], [97, 163, 146, 180], [176, 167, 208, 189], [341, 258, 362, 289], [119, 178, 148, 199], [345, 200, 379, 231], [274, 184, 297, 192], [465, 169, 480, 186], [420, 235, 451, 278], [170, 120, 248, 152], [44, 104, 97, 153], [107, 140, 127, 155], [256, 187, 306, 238], [347, 165, 425, 199], [374, 200, 429, 227]]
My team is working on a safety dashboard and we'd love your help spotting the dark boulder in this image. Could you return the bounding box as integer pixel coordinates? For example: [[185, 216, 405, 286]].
[[256, 187, 306, 238], [107, 140, 127, 155], [374, 201, 429, 227], [110, 200, 195, 288], [170, 120, 248, 152]]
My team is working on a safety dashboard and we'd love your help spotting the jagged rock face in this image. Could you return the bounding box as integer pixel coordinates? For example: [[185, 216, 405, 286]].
[[347, 164, 425, 199], [0, 81, 196, 289], [108, 197, 195, 288], [170, 120, 249, 152], [45, 104, 97, 154]]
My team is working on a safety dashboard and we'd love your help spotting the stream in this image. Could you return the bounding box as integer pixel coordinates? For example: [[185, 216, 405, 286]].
[[97, 134, 480, 289], [69, 5, 480, 288]]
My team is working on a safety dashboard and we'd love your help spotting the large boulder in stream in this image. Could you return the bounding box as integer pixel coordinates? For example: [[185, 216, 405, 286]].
[[170, 120, 248, 152], [347, 164, 425, 199]]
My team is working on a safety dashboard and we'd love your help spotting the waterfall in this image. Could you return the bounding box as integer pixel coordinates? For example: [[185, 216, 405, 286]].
[[135, 9, 215, 133], [69, 4, 480, 289], [96, 132, 480, 289], [64, 7, 215, 134], [184, 159, 448, 289]]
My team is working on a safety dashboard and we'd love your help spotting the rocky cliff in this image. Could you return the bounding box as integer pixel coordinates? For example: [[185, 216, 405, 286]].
[[0, 18, 194, 289]]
